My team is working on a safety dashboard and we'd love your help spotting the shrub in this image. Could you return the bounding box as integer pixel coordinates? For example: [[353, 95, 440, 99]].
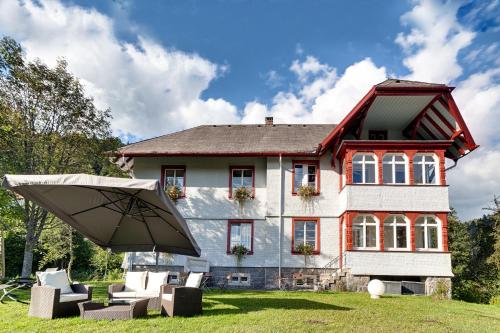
[[295, 243, 315, 267], [432, 280, 451, 300]]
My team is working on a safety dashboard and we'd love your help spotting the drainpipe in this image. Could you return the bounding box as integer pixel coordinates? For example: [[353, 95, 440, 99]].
[[278, 154, 283, 289]]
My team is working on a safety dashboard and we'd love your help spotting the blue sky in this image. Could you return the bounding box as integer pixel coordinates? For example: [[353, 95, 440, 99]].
[[0, 0, 499, 219]]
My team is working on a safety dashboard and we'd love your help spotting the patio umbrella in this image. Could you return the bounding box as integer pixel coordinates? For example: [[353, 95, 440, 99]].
[[2, 174, 200, 257]]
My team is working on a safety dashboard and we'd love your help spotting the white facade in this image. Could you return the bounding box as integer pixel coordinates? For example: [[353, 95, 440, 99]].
[[130, 152, 452, 279]]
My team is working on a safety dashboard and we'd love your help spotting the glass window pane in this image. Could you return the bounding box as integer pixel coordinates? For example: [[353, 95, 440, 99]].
[[383, 163, 393, 183], [394, 156, 405, 162], [175, 176, 184, 188], [243, 169, 252, 178], [365, 216, 376, 224], [395, 216, 406, 224], [353, 164, 363, 184], [414, 155, 423, 163], [383, 155, 392, 162], [233, 169, 242, 178], [395, 164, 406, 183], [308, 165, 316, 174], [366, 225, 377, 247], [353, 155, 363, 162], [384, 225, 394, 249], [415, 226, 425, 249], [396, 226, 407, 248], [425, 156, 434, 162], [294, 165, 303, 190], [365, 164, 376, 183], [427, 217, 437, 225], [365, 155, 375, 162], [294, 222, 305, 245], [242, 175, 252, 188], [414, 164, 423, 184], [425, 164, 436, 184], [353, 225, 363, 248], [428, 226, 438, 248], [240, 223, 251, 249]]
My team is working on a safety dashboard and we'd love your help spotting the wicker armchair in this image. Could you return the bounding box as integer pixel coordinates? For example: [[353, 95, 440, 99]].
[[160, 284, 202, 317], [29, 283, 92, 319]]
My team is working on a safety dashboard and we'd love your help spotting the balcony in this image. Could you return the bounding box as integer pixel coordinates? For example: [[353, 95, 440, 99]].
[[338, 184, 449, 213]]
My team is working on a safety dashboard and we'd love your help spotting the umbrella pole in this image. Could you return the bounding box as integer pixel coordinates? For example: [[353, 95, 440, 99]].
[[155, 251, 159, 272]]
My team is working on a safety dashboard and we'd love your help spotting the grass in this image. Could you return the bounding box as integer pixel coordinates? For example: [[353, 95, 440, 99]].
[[0, 281, 499, 333]]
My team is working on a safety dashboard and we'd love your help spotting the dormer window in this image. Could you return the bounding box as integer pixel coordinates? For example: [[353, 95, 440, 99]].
[[352, 153, 377, 184], [413, 154, 438, 184]]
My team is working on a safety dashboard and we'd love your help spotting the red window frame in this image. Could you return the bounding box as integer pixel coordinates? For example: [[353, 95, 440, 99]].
[[228, 166, 255, 199], [291, 217, 320, 255], [160, 165, 187, 197], [291, 160, 320, 195], [227, 220, 254, 255]]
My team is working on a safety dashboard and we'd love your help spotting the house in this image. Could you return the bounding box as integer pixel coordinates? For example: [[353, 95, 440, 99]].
[[114, 79, 477, 295]]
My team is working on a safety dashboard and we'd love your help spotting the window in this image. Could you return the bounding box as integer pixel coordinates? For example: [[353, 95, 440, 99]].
[[352, 154, 377, 184], [292, 161, 320, 194], [227, 220, 253, 254], [384, 215, 409, 250], [161, 166, 186, 196], [229, 166, 255, 198], [383, 154, 407, 184], [415, 216, 440, 250], [414, 154, 438, 184], [292, 218, 320, 254], [368, 130, 388, 140], [353, 215, 378, 249]]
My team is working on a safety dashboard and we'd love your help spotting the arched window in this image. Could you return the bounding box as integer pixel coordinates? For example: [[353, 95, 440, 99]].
[[353, 215, 378, 249], [415, 216, 441, 250], [383, 154, 407, 184], [383, 215, 409, 250], [414, 154, 438, 184], [352, 153, 377, 184]]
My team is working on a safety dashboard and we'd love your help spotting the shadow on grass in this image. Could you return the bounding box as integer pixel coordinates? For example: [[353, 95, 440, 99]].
[[203, 297, 350, 315]]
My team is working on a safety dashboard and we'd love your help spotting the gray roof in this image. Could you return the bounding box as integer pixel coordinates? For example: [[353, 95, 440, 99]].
[[116, 124, 336, 156], [376, 79, 448, 89]]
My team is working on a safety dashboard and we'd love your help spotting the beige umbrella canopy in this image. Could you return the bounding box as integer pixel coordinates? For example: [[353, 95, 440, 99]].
[[2, 174, 200, 257]]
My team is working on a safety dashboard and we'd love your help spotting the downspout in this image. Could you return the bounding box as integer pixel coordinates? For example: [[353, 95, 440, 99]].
[[278, 154, 283, 289]]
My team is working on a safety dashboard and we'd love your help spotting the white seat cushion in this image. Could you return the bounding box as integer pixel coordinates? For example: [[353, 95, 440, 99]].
[[124, 271, 147, 292], [136, 290, 160, 298], [185, 272, 203, 288], [37, 270, 73, 294], [146, 271, 169, 292], [162, 294, 172, 302], [112, 291, 137, 298], [59, 293, 88, 303]]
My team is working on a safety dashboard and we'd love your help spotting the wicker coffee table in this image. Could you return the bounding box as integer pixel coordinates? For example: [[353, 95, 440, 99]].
[[78, 298, 149, 320]]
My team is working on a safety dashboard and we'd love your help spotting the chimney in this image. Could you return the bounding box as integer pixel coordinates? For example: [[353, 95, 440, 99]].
[[265, 116, 273, 126]]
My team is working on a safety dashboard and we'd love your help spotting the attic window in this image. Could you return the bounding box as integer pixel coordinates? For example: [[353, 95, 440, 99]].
[[368, 130, 388, 140]]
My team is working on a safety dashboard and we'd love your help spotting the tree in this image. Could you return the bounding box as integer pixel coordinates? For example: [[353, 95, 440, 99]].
[[0, 36, 118, 278]]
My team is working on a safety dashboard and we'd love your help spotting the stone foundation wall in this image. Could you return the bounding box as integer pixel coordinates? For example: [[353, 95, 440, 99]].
[[425, 277, 452, 299], [132, 265, 334, 289]]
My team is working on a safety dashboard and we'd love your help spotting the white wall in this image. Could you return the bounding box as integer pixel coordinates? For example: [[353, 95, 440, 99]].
[[134, 156, 267, 219], [266, 155, 341, 217], [345, 251, 453, 277], [339, 185, 450, 214]]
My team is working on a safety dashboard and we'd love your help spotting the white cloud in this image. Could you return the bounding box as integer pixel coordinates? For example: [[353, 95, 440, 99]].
[[396, 0, 475, 83], [0, 0, 235, 138], [311, 59, 386, 123], [241, 101, 268, 124], [394, 0, 500, 219]]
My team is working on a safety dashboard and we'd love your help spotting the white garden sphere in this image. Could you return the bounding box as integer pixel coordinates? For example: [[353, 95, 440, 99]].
[[367, 279, 385, 299]]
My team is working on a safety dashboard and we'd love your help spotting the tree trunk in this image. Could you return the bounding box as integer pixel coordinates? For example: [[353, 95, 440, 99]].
[[21, 241, 34, 279], [21, 215, 37, 279]]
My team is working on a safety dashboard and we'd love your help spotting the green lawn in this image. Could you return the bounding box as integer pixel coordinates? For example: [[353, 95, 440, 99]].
[[1, 282, 499, 333]]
